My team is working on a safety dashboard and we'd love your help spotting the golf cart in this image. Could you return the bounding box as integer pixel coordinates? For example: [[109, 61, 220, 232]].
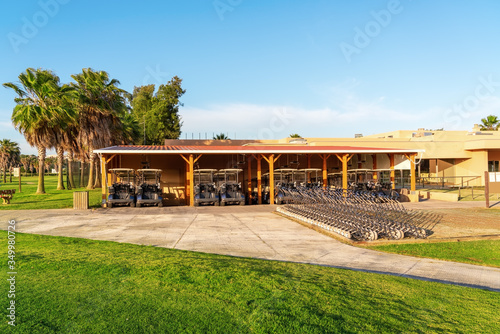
[[107, 168, 136, 208], [297, 168, 322, 188], [136, 169, 163, 207], [194, 169, 219, 206], [273, 168, 298, 204], [216, 168, 245, 206]]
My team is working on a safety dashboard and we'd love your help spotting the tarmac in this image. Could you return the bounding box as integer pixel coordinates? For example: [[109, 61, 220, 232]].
[[1, 201, 499, 292]]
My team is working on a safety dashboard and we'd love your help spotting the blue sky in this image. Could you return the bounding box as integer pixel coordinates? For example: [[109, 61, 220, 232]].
[[2, 0, 500, 154]]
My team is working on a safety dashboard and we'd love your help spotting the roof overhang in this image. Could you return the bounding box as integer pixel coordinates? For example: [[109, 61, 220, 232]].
[[94, 145, 424, 155]]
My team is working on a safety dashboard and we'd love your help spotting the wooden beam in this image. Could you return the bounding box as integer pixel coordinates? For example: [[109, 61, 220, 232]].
[[105, 154, 117, 164], [101, 155, 107, 207], [193, 154, 202, 164], [372, 154, 377, 180]]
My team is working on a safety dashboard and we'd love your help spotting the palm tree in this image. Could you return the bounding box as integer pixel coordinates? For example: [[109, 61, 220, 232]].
[[4, 68, 74, 194], [71, 68, 130, 189], [480, 115, 500, 131], [0, 140, 19, 183], [289, 133, 302, 138], [213, 133, 230, 140]]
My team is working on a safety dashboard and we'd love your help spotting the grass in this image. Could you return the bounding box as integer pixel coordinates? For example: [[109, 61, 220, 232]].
[[364, 240, 500, 268], [0, 175, 102, 210], [1, 231, 499, 333]]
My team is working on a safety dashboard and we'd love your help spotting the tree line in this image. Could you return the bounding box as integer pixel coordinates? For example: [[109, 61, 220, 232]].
[[3, 67, 185, 194]]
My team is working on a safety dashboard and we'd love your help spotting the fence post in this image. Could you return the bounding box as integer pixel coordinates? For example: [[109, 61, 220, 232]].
[[485, 171, 490, 208]]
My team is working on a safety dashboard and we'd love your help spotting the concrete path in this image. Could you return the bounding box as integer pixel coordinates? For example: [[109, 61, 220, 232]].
[[1, 206, 499, 292]]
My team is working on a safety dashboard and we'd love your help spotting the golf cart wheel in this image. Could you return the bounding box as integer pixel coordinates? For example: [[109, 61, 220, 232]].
[[130, 202, 136, 208], [214, 201, 219, 206], [194, 201, 199, 207], [158, 202, 163, 207], [108, 202, 113, 208], [239, 201, 245, 206], [137, 203, 142, 208], [220, 201, 226, 206]]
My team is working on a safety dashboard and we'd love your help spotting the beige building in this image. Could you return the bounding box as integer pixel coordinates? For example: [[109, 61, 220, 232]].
[[266, 125, 500, 187]]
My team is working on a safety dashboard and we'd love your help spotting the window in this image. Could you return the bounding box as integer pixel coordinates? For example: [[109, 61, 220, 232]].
[[488, 161, 500, 172]]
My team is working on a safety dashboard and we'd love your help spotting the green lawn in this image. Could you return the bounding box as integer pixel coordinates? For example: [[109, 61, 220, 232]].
[[365, 240, 500, 268], [1, 231, 499, 333], [0, 175, 102, 210]]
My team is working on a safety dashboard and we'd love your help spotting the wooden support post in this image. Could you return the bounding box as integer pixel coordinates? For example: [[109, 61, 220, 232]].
[[247, 155, 252, 204], [101, 155, 107, 207], [261, 154, 280, 205], [257, 155, 262, 204], [372, 154, 377, 180], [320, 154, 330, 188], [485, 171, 490, 208], [180, 154, 195, 206], [268, 155, 275, 205], [335, 154, 353, 193], [389, 154, 395, 189], [185, 161, 189, 205], [189, 154, 194, 207], [307, 154, 311, 182], [404, 153, 416, 192]]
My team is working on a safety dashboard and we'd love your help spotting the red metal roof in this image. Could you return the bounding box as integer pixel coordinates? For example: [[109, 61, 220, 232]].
[[94, 145, 423, 154]]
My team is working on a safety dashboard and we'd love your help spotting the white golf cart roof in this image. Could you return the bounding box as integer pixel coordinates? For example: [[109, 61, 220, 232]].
[[194, 169, 218, 173], [298, 168, 322, 172], [109, 168, 135, 172], [136, 169, 162, 173], [216, 168, 243, 173], [274, 168, 298, 173]]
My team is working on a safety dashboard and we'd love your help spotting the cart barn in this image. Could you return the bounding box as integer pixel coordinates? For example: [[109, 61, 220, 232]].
[[94, 141, 423, 207]]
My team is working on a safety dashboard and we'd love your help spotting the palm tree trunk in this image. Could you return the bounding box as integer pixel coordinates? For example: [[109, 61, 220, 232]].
[[67, 150, 76, 189], [87, 151, 95, 190], [37, 146, 46, 194], [3, 168, 6, 183], [9, 166, 12, 183], [94, 158, 101, 188], [56, 146, 65, 190]]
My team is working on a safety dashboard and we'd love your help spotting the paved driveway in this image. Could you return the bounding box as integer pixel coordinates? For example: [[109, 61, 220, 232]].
[[1, 205, 499, 292]]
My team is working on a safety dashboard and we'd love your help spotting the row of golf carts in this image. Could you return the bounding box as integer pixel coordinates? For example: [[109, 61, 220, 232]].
[[194, 169, 245, 206], [107, 168, 163, 208]]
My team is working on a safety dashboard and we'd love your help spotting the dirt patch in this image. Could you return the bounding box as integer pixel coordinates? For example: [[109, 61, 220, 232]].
[[415, 208, 500, 240]]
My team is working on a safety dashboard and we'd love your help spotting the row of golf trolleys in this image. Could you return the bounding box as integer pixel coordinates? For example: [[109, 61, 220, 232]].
[[276, 185, 435, 241]]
